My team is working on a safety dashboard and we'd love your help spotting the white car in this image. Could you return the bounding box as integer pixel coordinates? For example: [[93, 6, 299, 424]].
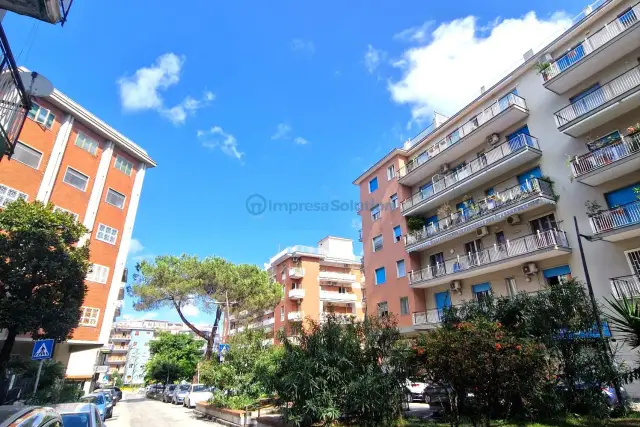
[[406, 379, 427, 402], [183, 384, 214, 408]]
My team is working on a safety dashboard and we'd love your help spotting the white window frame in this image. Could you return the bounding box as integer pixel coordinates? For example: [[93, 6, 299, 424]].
[[0, 184, 28, 207], [27, 102, 55, 129], [368, 177, 378, 194], [393, 225, 402, 243], [372, 234, 383, 252], [79, 306, 100, 327], [53, 206, 79, 221], [377, 301, 388, 317], [390, 193, 398, 210], [12, 141, 43, 170], [105, 188, 126, 209], [400, 297, 409, 315], [75, 131, 99, 155], [280, 307, 285, 321], [387, 165, 395, 181], [505, 277, 518, 297], [96, 223, 118, 245], [63, 166, 90, 192], [624, 248, 640, 276], [396, 259, 406, 278], [86, 263, 110, 284], [371, 204, 381, 221], [115, 155, 134, 176]]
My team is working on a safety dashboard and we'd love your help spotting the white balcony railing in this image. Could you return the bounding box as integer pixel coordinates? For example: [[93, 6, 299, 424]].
[[398, 93, 527, 179], [318, 271, 356, 282], [555, 65, 640, 127], [408, 229, 569, 285], [542, 3, 640, 81], [590, 201, 640, 234], [287, 311, 304, 321], [319, 290, 357, 302], [288, 288, 306, 299], [412, 309, 445, 326], [570, 133, 640, 178], [262, 317, 275, 326], [611, 275, 640, 299], [262, 338, 275, 346], [401, 134, 540, 212], [320, 313, 355, 323], [288, 267, 305, 278]]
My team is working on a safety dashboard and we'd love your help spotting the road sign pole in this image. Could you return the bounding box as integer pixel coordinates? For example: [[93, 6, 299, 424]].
[[33, 360, 44, 394]]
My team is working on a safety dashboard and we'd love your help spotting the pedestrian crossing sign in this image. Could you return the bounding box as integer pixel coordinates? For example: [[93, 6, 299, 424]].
[[32, 339, 54, 360]]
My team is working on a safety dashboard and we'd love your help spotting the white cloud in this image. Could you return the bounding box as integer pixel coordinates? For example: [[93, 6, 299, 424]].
[[290, 38, 315, 54], [388, 11, 572, 121], [132, 254, 156, 263], [122, 312, 158, 320], [271, 123, 292, 140], [181, 303, 200, 317], [364, 44, 385, 74], [198, 126, 244, 162], [393, 21, 434, 43], [161, 91, 216, 125], [129, 239, 144, 255], [293, 137, 309, 145]]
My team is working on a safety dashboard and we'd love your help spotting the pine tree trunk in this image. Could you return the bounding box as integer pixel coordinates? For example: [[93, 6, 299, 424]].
[[0, 327, 18, 404]]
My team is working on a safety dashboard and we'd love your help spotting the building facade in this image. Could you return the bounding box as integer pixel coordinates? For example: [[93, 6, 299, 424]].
[[0, 87, 155, 389], [355, 0, 640, 371], [227, 237, 365, 345]]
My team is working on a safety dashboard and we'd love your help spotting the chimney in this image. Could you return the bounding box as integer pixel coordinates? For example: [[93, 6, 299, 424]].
[[523, 48, 534, 61]]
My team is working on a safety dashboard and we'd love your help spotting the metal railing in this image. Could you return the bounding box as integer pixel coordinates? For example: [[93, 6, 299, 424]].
[[288, 267, 305, 277], [542, 3, 640, 81], [611, 275, 640, 298], [555, 65, 640, 127], [412, 309, 446, 326], [401, 134, 540, 212], [408, 229, 569, 285], [288, 288, 305, 299], [320, 313, 355, 323], [318, 271, 356, 282], [398, 94, 527, 179], [405, 178, 555, 247], [0, 25, 30, 159], [570, 133, 640, 177], [319, 290, 357, 302], [288, 311, 304, 321], [590, 200, 640, 234]]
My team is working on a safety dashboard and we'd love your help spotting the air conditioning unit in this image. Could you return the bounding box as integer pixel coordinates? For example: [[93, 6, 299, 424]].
[[440, 163, 450, 173], [506, 215, 521, 225], [476, 226, 489, 237], [450, 280, 462, 292], [542, 53, 553, 63], [522, 263, 538, 275], [485, 133, 500, 145]]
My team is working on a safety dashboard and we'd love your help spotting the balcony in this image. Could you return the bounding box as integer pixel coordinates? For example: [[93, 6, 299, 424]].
[[288, 288, 305, 299], [405, 178, 557, 252], [106, 358, 126, 364], [398, 94, 529, 186], [288, 267, 305, 279], [319, 290, 357, 303], [111, 346, 129, 353], [0, 0, 74, 24], [110, 334, 131, 341], [320, 313, 355, 323], [569, 133, 640, 185], [262, 338, 275, 346], [554, 65, 640, 137], [262, 317, 275, 327], [408, 229, 571, 288], [611, 275, 640, 299], [287, 311, 304, 321], [542, 3, 640, 94], [401, 135, 542, 216], [0, 26, 31, 160], [412, 309, 446, 329], [318, 271, 356, 283], [589, 201, 640, 241]]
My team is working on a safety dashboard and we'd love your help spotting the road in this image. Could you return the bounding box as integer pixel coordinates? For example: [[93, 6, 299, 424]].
[[107, 393, 222, 427]]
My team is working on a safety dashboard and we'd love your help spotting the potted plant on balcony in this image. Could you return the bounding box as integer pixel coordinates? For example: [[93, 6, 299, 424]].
[[626, 122, 640, 137], [585, 200, 604, 218], [437, 203, 453, 219], [534, 61, 551, 78], [406, 216, 425, 233]]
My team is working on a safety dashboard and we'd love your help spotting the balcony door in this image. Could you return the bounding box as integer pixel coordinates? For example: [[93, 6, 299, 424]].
[[506, 125, 532, 151], [517, 166, 542, 191], [625, 249, 640, 276], [569, 83, 603, 118], [604, 182, 640, 208], [434, 291, 451, 321], [464, 239, 484, 267]]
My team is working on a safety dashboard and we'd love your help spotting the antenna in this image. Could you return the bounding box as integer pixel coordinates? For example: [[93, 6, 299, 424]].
[[19, 71, 53, 97]]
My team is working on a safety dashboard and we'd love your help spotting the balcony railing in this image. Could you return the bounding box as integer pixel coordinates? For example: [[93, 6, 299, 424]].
[[398, 94, 527, 179], [288, 311, 304, 321], [412, 309, 446, 327], [319, 290, 357, 302], [111, 346, 129, 352], [542, 3, 640, 81], [401, 134, 540, 212], [262, 317, 275, 326], [570, 133, 640, 178], [408, 229, 569, 285], [289, 288, 305, 299], [0, 25, 30, 159], [288, 267, 305, 278], [320, 313, 355, 323], [590, 201, 640, 234], [111, 335, 131, 341], [611, 275, 640, 299], [555, 65, 640, 127], [405, 178, 555, 248], [318, 271, 356, 282]]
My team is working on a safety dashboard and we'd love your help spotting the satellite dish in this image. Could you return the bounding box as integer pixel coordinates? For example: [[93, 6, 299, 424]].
[[19, 71, 54, 97]]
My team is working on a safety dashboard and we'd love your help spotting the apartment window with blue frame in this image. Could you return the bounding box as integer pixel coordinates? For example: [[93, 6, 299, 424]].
[[369, 177, 378, 193], [375, 267, 386, 285], [472, 283, 492, 303], [393, 225, 402, 242], [396, 260, 406, 278], [604, 182, 640, 208], [371, 204, 381, 221]]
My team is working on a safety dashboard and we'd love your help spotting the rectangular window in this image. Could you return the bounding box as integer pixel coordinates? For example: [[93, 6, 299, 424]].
[[368, 177, 378, 193], [75, 132, 99, 155], [506, 277, 518, 296], [375, 267, 386, 285], [0, 184, 27, 207], [79, 307, 100, 326], [377, 301, 388, 317], [472, 283, 492, 303], [115, 156, 134, 176], [338, 287, 346, 294], [390, 193, 398, 210], [371, 204, 381, 221], [86, 264, 110, 284], [280, 307, 284, 321], [96, 223, 118, 245], [372, 234, 383, 252], [105, 188, 126, 209], [53, 206, 79, 221], [387, 165, 395, 180], [12, 142, 42, 169], [396, 260, 406, 278], [27, 102, 55, 129], [400, 297, 409, 315], [63, 167, 89, 192], [393, 225, 402, 242]]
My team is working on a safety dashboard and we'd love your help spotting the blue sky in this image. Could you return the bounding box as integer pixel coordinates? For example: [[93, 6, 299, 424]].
[[4, 0, 588, 322]]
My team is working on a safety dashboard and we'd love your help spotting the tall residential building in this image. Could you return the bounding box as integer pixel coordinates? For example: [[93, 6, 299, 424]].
[[355, 0, 640, 371], [227, 237, 365, 344], [0, 86, 155, 390]]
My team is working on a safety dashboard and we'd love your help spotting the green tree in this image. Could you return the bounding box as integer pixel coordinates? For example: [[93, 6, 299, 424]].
[[130, 254, 281, 359], [144, 358, 182, 384], [147, 331, 202, 381], [0, 200, 89, 400]]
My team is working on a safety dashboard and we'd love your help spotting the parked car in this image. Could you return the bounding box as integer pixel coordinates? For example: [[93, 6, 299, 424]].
[[162, 384, 177, 403], [96, 386, 122, 402], [0, 406, 64, 427], [423, 384, 451, 417], [146, 384, 164, 399], [80, 393, 109, 421], [183, 384, 214, 408], [405, 379, 427, 402], [53, 402, 104, 427], [172, 384, 191, 405]]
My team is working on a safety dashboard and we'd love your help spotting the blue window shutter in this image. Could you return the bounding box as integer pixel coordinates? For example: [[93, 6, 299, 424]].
[[506, 125, 530, 140], [472, 282, 491, 293], [605, 182, 640, 208], [397, 260, 406, 277], [517, 167, 542, 185], [369, 177, 378, 193], [426, 215, 438, 226], [420, 182, 433, 193], [569, 83, 601, 103], [375, 267, 386, 285], [435, 291, 451, 310], [543, 265, 571, 279], [485, 188, 495, 196], [393, 226, 401, 238]]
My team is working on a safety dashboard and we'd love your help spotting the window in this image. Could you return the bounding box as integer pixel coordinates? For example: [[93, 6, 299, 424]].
[[54, 206, 79, 221], [86, 263, 110, 284], [505, 277, 518, 296], [393, 225, 402, 242], [96, 223, 118, 245], [115, 155, 134, 176], [396, 260, 406, 278], [375, 267, 386, 285], [472, 283, 492, 303], [63, 167, 89, 191], [75, 132, 99, 155], [280, 307, 284, 321], [0, 184, 27, 207], [372, 234, 383, 252], [371, 204, 381, 221], [79, 307, 100, 326], [387, 165, 395, 180], [604, 182, 640, 208], [377, 301, 388, 317], [27, 102, 55, 129], [530, 213, 557, 234], [129, 364, 133, 368], [400, 297, 409, 315], [369, 177, 378, 193], [12, 142, 42, 169], [390, 193, 398, 210], [338, 287, 346, 294], [543, 265, 572, 286], [105, 188, 126, 209]]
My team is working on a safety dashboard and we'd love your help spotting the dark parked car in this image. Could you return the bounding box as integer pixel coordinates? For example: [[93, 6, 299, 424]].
[[94, 387, 120, 404], [101, 386, 122, 401], [162, 384, 177, 403], [0, 406, 64, 427]]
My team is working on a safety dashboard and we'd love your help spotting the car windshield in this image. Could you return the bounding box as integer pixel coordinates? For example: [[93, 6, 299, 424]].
[[192, 385, 206, 392], [80, 396, 97, 404], [61, 413, 91, 427], [94, 394, 105, 404], [104, 394, 112, 402], [168, 385, 176, 391], [178, 385, 190, 391]]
